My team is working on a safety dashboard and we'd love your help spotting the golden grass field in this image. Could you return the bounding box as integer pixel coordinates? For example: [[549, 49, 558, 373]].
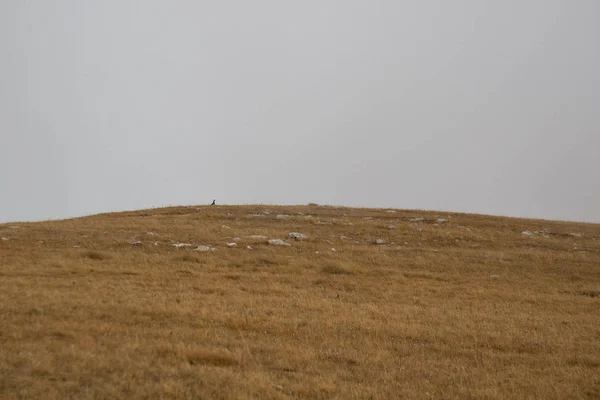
[[1, 204, 599, 399]]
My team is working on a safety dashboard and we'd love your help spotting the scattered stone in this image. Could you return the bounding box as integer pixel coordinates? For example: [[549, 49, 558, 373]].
[[297, 212, 305, 216], [222, 225, 231, 229], [375, 239, 386, 245], [226, 242, 237, 248], [404, 242, 409, 245], [194, 245, 215, 252], [262, 210, 272, 215], [146, 232, 155, 236], [131, 241, 143, 246], [1, 237, 9, 241], [490, 275, 500, 279], [409, 218, 425, 222], [154, 242, 159, 246], [247, 235, 268, 240], [247, 246, 252, 250], [268, 239, 291, 246], [567, 232, 583, 238], [288, 232, 308, 240], [436, 218, 447, 223], [330, 248, 337, 252], [172, 243, 193, 248], [386, 210, 397, 213], [340, 236, 349, 240], [521, 231, 534, 237], [72, 245, 80, 248], [276, 214, 291, 220], [388, 225, 396, 229]]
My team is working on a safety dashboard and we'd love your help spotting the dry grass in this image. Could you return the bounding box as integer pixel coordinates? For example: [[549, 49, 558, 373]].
[[1, 204, 599, 399]]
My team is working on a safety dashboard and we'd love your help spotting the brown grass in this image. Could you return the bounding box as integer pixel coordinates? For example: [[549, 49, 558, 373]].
[[1, 205, 600, 399]]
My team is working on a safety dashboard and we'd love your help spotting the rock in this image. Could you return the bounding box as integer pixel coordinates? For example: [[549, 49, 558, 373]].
[[388, 225, 396, 229], [131, 241, 143, 246], [375, 239, 386, 245], [226, 242, 237, 248], [340, 236, 349, 240], [232, 237, 241, 242], [436, 218, 447, 223], [490, 275, 500, 279], [72, 245, 80, 248], [386, 210, 397, 213], [409, 218, 425, 222], [567, 232, 583, 238], [172, 243, 193, 248], [288, 232, 308, 240], [247, 235, 268, 240], [276, 214, 291, 219], [268, 239, 291, 247], [330, 248, 337, 252], [246, 246, 253, 250], [416, 228, 422, 233], [521, 231, 534, 237], [194, 245, 215, 252], [1, 237, 9, 241], [222, 225, 231, 229]]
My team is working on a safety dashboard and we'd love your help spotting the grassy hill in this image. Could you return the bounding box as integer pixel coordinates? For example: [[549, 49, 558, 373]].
[[1, 205, 599, 399]]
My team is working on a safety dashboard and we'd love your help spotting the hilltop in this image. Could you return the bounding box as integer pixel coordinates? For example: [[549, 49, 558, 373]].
[[1, 205, 599, 399]]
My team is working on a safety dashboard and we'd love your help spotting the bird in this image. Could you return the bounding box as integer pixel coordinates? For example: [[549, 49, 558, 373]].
[[210, 199, 216, 206]]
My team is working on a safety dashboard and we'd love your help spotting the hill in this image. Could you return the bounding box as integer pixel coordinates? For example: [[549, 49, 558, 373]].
[[1, 205, 599, 399]]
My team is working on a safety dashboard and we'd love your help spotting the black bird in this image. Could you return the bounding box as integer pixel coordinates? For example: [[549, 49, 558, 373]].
[[211, 199, 216, 206]]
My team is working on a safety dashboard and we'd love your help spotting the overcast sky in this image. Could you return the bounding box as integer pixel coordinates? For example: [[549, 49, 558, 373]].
[[1, 1, 599, 223]]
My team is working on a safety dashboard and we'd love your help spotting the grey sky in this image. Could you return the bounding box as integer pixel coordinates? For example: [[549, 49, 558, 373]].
[[1, 1, 599, 223]]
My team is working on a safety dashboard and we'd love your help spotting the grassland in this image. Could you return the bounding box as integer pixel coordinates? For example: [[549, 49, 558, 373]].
[[1, 204, 599, 399]]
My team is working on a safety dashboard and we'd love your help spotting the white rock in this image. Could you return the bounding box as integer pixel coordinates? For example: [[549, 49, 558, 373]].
[[131, 241, 143, 246], [194, 245, 215, 252], [246, 246, 252, 249], [340, 236, 349, 240], [72, 245, 80, 248], [490, 275, 500, 279], [276, 214, 291, 219], [386, 210, 397, 213], [375, 239, 386, 245], [521, 231, 534, 237], [288, 232, 308, 240], [330, 248, 337, 252], [222, 225, 231, 229], [436, 219, 447, 223], [146, 232, 155, 235], [226, 242, 237, 248], [409, 218, 425, 222], [1, 237, 9, 241], [268, 239, 291, 246], [388, 225, 396, 229], [172, 243, 193, 248]]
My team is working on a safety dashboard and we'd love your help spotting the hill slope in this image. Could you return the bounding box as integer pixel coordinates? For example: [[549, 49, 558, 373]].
[[1, 205, 599, 399]]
